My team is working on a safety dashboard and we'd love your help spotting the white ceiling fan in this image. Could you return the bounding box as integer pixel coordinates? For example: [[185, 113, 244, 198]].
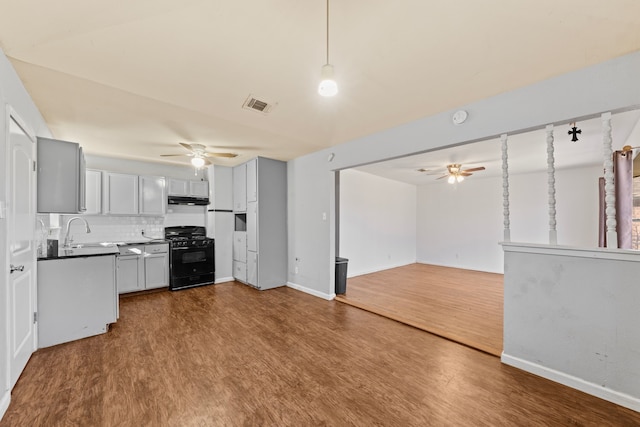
[[161, 143, 238, 168], [418, 163, 486, 183]]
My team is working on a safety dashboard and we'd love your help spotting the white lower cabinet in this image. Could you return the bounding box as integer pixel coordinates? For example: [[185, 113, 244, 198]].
[[117, 243, 169, 294], [233, 260, 247, 283], [144, 244, 169, 289], [233, 232, 247, 263], [116, 245, 145, 294], [232, 231, 247, 283], [38, 255, 118, 348]]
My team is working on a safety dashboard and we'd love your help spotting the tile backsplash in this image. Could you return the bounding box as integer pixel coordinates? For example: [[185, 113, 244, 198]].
[[57, 215, 165, 243], [38, 206, 206, 245]]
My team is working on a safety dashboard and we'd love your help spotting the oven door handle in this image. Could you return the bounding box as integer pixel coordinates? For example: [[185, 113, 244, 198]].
[[172, 247, 190, 250]]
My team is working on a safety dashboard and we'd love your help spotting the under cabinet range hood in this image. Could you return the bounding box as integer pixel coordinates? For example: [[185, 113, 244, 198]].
[[167, 195, 209, 206]]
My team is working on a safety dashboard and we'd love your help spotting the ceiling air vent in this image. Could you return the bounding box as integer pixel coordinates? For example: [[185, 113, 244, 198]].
[[242, 95, 275, 114]]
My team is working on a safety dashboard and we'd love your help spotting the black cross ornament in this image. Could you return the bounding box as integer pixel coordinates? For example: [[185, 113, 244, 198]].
[[568, 125, 582, 142]]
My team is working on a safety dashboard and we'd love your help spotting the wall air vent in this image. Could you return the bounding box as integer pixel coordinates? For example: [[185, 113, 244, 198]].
[[242, 94, 275, 114]]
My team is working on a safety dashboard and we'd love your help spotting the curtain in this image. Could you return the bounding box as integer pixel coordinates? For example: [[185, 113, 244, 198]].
[[598, 150, 633, 248]]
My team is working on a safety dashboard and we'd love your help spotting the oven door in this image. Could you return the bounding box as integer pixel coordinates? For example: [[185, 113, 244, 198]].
[[170, 245, 214, 279]]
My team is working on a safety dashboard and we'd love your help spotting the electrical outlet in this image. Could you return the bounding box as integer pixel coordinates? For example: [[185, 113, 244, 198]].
[[295, 266, 299, 274]]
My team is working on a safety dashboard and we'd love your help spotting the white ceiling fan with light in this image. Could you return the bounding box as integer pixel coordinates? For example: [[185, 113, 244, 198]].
[[418, 163, 486, 183], [161, 143, 238, 169]]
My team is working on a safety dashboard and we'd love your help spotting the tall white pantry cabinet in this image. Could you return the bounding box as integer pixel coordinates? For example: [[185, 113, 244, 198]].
[[232, 157, 287, 290]]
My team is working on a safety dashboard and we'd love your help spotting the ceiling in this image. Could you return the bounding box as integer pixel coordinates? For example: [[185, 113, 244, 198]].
[[356, 109, 640, 185], [1, 1, 640, 169]]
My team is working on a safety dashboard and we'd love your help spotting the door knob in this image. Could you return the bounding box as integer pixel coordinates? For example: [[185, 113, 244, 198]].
[[10, 264, 25, 274]]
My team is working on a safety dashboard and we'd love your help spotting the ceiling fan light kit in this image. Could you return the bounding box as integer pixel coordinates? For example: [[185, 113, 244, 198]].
[[191, 156, 206, 168], [161, 142, 237, 169], [423, 163, 485, 184]]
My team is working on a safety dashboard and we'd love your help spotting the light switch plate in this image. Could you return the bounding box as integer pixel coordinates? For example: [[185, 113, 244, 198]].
[[0, 201, 5, 219]]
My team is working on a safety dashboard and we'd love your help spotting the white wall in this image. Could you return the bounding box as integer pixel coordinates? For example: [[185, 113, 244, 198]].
[[416, 164, 602, 273], [339, 169, 416, 277], [502, 245, 640, 411], [287, 152, 335, 299], [0, 49, 51, 420], [417, 175, 503, 272]]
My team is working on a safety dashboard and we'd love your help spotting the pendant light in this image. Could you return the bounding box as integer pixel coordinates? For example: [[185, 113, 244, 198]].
[[318, 0, 338, 97]]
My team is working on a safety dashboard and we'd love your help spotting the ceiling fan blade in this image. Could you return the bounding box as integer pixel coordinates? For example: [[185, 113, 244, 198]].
[[436, 174, 449, 180], [204, 152, 238, 158], [461, 166, 485, 173], [203, 158, 212, 166], [160, 153, 190, 157], [179, 142, 195, 152], [460, 172, 473, 176]]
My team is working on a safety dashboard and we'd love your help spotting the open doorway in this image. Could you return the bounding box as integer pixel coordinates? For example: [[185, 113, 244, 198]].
[[334, 109, 640, 356]]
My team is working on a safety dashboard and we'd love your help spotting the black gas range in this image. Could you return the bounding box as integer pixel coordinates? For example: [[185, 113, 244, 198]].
[[164, 226, 215, 291]]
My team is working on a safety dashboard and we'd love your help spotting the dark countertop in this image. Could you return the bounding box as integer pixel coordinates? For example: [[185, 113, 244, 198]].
[[37, 240, 169, 261], [38, 244, 119, 261]]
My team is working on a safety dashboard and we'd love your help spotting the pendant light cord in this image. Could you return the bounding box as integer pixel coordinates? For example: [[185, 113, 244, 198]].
[[326, 0, 330, 64]]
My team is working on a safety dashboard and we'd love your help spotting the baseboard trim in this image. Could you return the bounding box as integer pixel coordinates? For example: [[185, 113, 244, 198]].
[[501, 353, 640, 412], [0, 390, 10, 422], [286, 282, 335, 300], [214, 276, 235, 284]]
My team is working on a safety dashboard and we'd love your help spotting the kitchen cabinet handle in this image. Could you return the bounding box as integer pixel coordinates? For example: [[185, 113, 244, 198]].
[[10, 264, 25, 274]]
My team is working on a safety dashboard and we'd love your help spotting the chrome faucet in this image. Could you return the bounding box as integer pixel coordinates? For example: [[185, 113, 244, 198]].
[[63, 217, 91, 247]]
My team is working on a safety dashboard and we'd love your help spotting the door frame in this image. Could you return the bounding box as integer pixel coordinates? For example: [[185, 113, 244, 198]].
[[4, 104, 38, 393]]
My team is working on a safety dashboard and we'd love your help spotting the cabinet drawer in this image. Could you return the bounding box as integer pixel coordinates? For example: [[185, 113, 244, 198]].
[[145, 243, 168, 254]]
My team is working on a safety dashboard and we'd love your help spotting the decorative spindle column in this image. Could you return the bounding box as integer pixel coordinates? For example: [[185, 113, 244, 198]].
[[501, 134, 511, 242], [602, 112, 618, 248], [546, 125, 557, 245]]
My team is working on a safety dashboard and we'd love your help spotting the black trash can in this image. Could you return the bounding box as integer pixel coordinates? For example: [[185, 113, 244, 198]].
[[335, 257, 349, 294]]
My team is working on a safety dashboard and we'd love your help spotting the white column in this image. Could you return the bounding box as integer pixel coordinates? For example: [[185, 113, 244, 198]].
[[501, 134, 510, 242], [546, 125, 557, 245], [602, 112, 617, 248]]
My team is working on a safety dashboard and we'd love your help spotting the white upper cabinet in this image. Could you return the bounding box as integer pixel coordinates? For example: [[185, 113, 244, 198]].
[[103, 173, 138, 215], [246, 159, 257, 203], [84, 169, 102, 215], [37, 137, 86, 213], [167, 178, 189, 196], [139, 175, 166, 215], [167, 178, 209, 199], [190, 180, 209, 198], [233, 163, 247, 212]]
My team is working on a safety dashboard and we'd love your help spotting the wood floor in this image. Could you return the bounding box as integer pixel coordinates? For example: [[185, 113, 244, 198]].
[[336, 263, 503, 356], [2, 282, 639, 426]]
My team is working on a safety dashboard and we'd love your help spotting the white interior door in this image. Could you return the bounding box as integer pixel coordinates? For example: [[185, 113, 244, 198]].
[[7, 112, 36, 388]]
